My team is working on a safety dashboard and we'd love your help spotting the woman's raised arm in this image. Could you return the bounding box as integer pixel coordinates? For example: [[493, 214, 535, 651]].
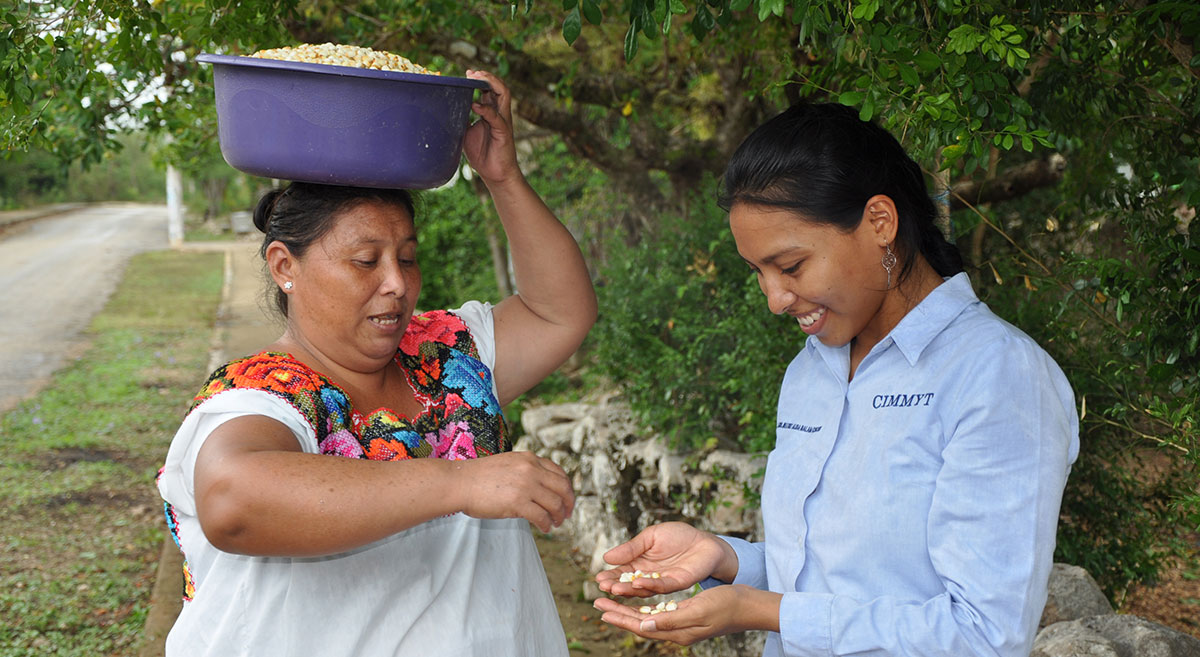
[[461, 70, 598, 405]]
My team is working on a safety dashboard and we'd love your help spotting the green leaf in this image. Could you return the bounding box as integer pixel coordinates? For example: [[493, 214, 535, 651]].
[[652, 0, 668, 26], [942, 142, 966, 162], [562, 6, 582, 44], [670, 0, 687, 13], [582, 0, 602, 24], [899, 62, 919, 87], [1021, 134, 1033, 152], [1148, 362, 1172, 382], [624, 23, 639, 60], [838, 90, 864, 105], [859, 95, 875, 121], [715, 5, 732, 26], [562, 0, 577, 9], [731, 0, 752, 10], [913, 50, 940, 71], [758, 0, 784, 21]]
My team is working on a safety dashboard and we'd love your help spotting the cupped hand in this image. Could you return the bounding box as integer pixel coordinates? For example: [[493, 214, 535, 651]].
[[453, 451, 574, 533], [593, 584, 767, 646], [462, 70, 520, 185], [595, 522, 733, 597]]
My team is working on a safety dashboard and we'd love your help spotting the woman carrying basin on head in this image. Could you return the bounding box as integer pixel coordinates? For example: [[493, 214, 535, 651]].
[[593, 102, 1079, 657], [156, 71, 596, 656]]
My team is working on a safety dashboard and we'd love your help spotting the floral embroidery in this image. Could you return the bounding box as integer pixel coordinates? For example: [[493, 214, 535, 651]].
[[426, 420, 478, 460], [157, 481, 197, 602], [164, 309, 506, 602]]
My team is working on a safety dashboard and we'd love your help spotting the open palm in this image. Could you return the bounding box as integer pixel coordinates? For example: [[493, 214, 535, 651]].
[[595, 522, 729, 597]]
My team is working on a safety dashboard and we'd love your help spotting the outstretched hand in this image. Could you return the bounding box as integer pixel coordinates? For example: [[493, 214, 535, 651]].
[[595, 522, 735, 597], [462, 70, 520, 185], [593, 584, 775, 646]]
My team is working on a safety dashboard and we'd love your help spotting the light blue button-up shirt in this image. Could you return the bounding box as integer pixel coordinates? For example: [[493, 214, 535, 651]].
[[716, 273, 1079, 657]]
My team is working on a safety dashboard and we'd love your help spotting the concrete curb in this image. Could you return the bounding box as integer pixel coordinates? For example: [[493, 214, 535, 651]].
[[0, 203, 87, 228]]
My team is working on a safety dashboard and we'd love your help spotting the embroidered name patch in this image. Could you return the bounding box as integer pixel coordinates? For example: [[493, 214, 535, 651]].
[[777, 421, 822, 433], [872, 392, 935, 408]]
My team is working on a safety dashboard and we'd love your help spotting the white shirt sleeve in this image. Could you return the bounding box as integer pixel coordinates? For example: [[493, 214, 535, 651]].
[[157, 389, 316, 515], [451, 300, 497, 371]]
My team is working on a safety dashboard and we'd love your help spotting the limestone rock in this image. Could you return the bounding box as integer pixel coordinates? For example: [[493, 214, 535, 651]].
[[1041, 563, 1114, 629], [520, 400, 766, 573], [1032, 621, 1120, 657], [1034, 615, 1200, 657]]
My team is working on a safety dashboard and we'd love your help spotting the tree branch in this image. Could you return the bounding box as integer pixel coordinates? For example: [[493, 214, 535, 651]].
[[949, 154, 1067, 211], [1129, 0, 1200, 81]]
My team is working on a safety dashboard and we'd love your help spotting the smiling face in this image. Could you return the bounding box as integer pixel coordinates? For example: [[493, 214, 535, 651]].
[[730, 201, 893, 349], [276, 200, 422, 373]]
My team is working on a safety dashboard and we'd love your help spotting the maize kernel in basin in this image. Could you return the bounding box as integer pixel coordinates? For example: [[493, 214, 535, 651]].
[[249, 43, 440, 76]]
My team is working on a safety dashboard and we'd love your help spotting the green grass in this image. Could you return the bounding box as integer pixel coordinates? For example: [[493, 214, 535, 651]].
[[0, 250, 223, 656]]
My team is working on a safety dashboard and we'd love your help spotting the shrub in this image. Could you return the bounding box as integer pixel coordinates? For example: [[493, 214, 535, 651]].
[[591, 177, 797, 454]]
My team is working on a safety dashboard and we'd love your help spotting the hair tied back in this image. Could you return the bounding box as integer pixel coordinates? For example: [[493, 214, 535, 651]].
[[252, 187, 287, 234]]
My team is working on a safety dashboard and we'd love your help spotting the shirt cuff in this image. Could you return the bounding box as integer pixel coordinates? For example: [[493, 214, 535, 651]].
[[698, 536, 768, 590], [779, 592, 834, 657]]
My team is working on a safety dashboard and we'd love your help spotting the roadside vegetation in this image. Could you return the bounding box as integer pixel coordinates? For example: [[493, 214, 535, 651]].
[[0, 251, 222, 656], [3, 0, 1196, 618]]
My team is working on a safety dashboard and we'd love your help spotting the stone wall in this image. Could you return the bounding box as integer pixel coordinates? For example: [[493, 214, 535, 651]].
[[517, 401, 1200, 657]]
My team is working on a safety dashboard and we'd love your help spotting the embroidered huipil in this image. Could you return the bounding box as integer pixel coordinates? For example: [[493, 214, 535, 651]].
[[714, 273, 1079, 657], [156, 302, 567, 657]]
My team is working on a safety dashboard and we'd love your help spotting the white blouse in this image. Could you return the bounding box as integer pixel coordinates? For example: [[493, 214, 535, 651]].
[[157, 302, 568, 656]]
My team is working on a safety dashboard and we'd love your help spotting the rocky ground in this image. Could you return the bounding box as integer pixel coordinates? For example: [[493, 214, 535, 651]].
[[1120, 540, 1200, 638]]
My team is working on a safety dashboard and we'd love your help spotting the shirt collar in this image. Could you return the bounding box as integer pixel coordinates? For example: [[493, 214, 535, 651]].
[[887, 272, 977, 365], [806, 272, 978, 370]]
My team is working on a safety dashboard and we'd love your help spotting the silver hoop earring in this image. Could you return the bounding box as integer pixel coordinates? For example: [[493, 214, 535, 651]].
[[881, 243, 897, 289], [283, 281, 293, 291]]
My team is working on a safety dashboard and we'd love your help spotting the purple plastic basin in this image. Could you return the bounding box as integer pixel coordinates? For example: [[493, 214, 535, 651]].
[[197, 53, 488, 189]]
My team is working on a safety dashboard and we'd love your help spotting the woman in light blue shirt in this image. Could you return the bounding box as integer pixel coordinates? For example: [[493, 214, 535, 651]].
[[594, 102, 1080, 657]]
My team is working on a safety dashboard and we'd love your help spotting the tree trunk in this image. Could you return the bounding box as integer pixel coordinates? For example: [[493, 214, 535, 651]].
[[471, 176, 513, 297], [166, 165, 184, 248]]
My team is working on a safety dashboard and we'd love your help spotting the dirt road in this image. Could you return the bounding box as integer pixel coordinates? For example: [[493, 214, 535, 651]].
[[0, 203, 169, 413]]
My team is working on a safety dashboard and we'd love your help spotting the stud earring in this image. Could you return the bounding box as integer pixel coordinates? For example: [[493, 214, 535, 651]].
[[283, 281, 293, 291], [881, 243, 897, 289]]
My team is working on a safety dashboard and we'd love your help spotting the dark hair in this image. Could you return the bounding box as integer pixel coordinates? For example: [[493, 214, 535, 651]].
[[719, 102, 963, 282], [253, 182, 417, 317]]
